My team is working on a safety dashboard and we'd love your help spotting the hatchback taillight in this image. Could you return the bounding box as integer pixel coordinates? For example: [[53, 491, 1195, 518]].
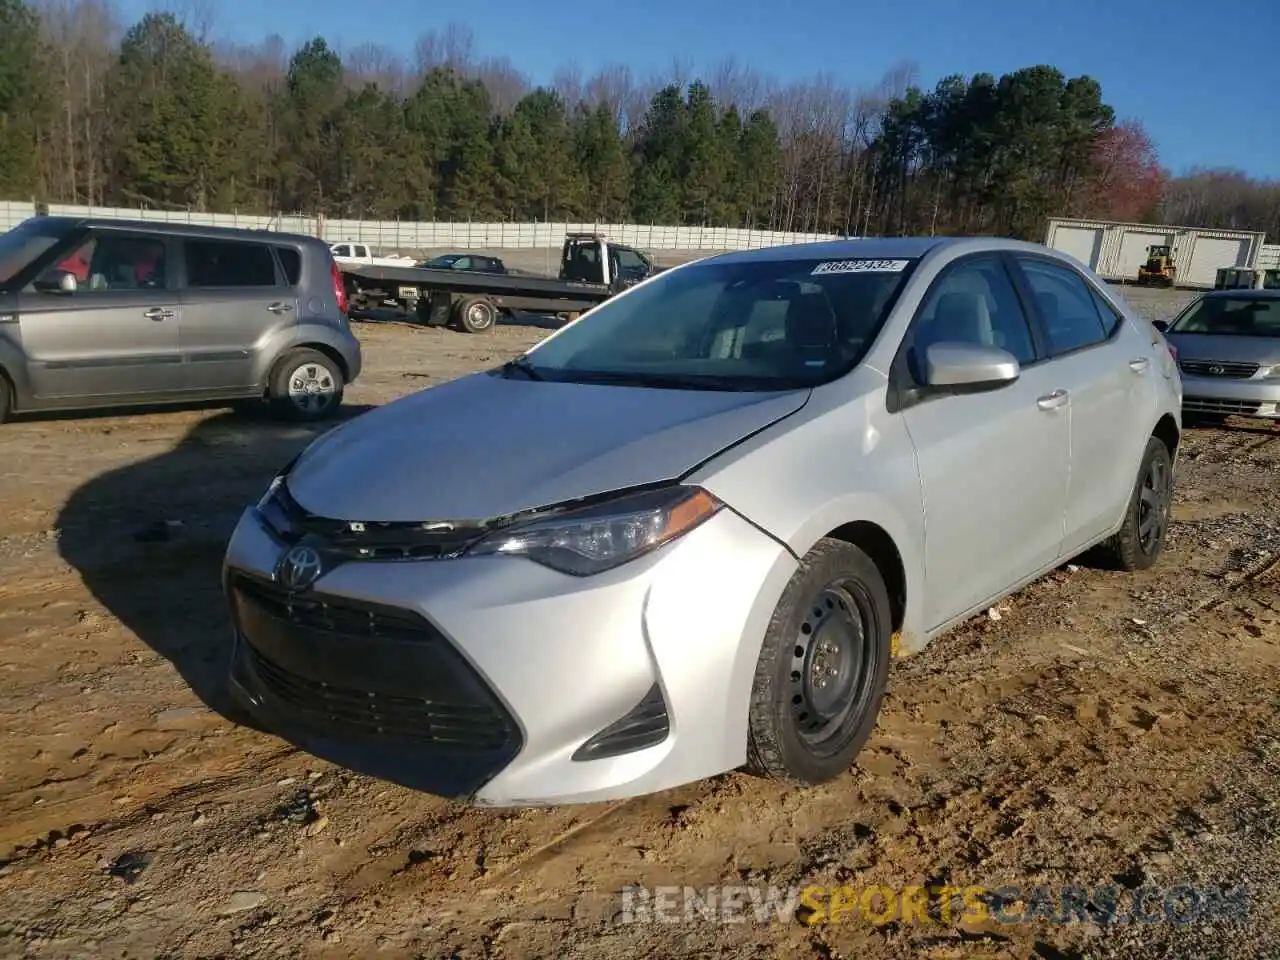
[[330, 259, 349, 314]]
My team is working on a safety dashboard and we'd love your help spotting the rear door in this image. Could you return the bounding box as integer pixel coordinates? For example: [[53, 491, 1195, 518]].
[[177, 237, 297, 392], [1009, 254, 1151, 552], [17, 229, 182, 401]]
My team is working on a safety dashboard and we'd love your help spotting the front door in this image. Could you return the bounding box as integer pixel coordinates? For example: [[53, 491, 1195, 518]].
[[18, 231, 181, 401], [897, 254, 1071, 629], [177, 237, 296, 391]]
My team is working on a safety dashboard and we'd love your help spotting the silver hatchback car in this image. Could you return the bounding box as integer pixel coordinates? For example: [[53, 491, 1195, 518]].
[[223, 237, 1183, 807]]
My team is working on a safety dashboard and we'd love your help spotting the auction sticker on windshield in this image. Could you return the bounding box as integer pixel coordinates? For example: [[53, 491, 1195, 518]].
[[811, 259, 910, 275]]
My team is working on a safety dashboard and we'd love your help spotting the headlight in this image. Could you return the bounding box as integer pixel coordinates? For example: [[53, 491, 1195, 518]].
[[1260, 364, 1280, 381], [466, 485, 723, 576]]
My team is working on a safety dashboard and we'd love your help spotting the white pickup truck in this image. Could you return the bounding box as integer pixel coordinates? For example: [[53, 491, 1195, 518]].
[[329, 241, 419, 268]]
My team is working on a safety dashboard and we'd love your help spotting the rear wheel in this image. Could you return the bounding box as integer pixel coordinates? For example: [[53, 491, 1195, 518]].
[[268, 348, 345, 422], [0, 373, 11, 423], [454, 296, 497, 333], [745, 538, 892, 785], [1102, 436, 1174, 571]]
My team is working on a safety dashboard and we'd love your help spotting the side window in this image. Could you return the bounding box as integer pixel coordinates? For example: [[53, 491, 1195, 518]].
[[353, 245, 369, 259], [453, 256, 473, 270], [276, 247, 301, 285], [1016, 257, 1109, 355], [1089, 286, 1123, 337], [185, 240, 279, 288], [332, 244, 349, 258], [50, 234, 166, 291], [910, 256, 1037, 377], [616, 248, 648, 279]]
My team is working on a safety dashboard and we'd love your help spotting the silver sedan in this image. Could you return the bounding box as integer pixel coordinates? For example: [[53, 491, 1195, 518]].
[[222, 236, 1183, 807], [1155, 289, 1280, 421]]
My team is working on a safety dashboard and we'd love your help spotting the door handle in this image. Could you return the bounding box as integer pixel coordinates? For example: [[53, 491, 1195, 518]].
[[1036, 389, 1069, 411], [143, 307, 175, 321], [1129, 357, 1150, 373], [267, 302, 294, 314]]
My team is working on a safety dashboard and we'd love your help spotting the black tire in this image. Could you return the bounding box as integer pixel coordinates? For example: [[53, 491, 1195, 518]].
[[0, 373, 11, 424], [267, 348, 345, 422], [453, 296, 497, 333], [745, 537, 892, 785], [1102, 436, 1174, 572]]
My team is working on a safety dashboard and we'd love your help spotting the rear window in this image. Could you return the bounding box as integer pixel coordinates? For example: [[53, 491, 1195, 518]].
[[276, 246, 301, 285], [184, 239, 278, 288]]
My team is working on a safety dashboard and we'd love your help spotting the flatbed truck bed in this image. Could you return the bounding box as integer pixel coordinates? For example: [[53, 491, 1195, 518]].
[[338, 234, 662, 333]]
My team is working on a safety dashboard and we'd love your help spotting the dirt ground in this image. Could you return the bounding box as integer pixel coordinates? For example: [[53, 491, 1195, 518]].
[[2, 284, 1279, 960]]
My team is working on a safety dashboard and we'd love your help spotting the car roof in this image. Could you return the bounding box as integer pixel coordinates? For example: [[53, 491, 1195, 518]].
[[31, 215, 322, 247], [701, 235, 1067, 265]]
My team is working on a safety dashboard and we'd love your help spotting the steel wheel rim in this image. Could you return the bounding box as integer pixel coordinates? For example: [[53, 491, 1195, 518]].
[[286, 361, 337, 413], [1138, 454, 1171, 554], [466, 302, 494, 329], [789, 580, 877, 752]]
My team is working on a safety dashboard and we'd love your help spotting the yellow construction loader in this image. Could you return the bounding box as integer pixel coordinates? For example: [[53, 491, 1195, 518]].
[[1137, 245, 1176, 286]]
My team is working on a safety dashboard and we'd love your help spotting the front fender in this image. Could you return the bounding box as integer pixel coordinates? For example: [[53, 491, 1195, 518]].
[[687, 376, 929, 653]]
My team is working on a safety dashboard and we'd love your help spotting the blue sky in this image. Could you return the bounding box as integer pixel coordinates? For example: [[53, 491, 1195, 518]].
[[134, 0, 1279, 179]]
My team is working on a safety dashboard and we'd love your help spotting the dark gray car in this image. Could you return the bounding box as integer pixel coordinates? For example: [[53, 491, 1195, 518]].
[[0, 216, 362, 422]]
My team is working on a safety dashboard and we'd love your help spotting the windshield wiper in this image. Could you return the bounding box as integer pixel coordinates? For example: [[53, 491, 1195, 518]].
[[500, 356, 544, 380]]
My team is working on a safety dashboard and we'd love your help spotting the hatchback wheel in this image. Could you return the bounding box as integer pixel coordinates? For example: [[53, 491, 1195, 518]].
[[1103, 436, 1174, 571], [269, 348, 345, 422], [745, 538, 891, 785]]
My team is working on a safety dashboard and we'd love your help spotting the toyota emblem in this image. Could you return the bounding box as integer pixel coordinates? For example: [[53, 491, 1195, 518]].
[[1208, 364, 1225, 376], [277, 543, 324, 591]]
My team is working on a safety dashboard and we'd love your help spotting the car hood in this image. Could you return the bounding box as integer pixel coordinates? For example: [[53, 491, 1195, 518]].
[[1166, 332, 1280, 365], [286, 372, 810, 521]]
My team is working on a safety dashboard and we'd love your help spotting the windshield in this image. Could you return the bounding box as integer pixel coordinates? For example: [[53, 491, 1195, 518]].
[[517, 256, 916, 391], [0, 220, 67, 286], [1170, 297, 1280, 337]]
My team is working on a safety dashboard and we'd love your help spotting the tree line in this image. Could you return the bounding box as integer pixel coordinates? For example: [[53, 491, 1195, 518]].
[[1, 2, 1277, 242]]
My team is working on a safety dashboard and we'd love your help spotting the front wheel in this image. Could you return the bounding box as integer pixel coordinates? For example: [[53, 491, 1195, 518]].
[[745, 538, 892, 785], [268, 348, 345, 422], [1102, 436, 1174, 571]]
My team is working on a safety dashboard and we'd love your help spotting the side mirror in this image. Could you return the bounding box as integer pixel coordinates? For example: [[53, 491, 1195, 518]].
[[1151, 319, 1170, 333], [924, 341, 1020, 389], [34, 269, 77, 293]]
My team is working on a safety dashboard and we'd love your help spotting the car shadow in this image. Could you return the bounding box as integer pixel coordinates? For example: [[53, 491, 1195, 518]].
[[54, 404, 375, 726], [13, 397, 279, 424]]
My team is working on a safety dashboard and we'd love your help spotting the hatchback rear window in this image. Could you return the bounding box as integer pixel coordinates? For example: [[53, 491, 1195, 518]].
[[185, 239, 278, 288]]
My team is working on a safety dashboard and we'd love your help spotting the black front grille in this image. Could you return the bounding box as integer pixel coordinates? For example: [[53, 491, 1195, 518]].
[[244, 644, 514, 749], [233, 574, 439, 645], [1183, 397, 1265, 416], [1179, 359, 1260, 379], [229, 573, 520, 753]]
